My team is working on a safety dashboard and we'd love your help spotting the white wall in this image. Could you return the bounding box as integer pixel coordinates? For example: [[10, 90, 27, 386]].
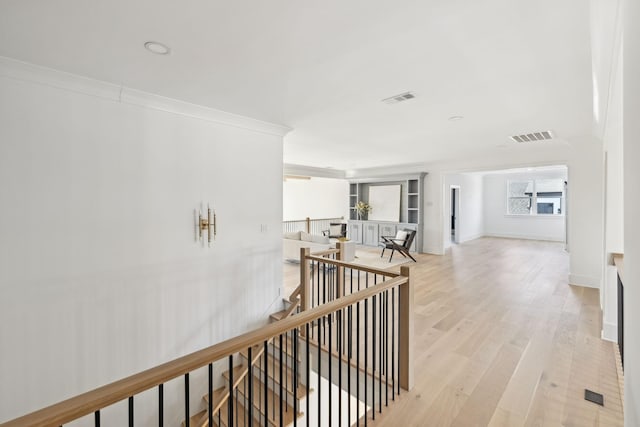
[[0, 60, 286, 424], [443, 173, 484, 248], [624, 0, 640, 423], [567, 139, 604, 288], [591, 0, 624, 341], [483, 171, 567, 242], [282, 177, 349, 221]]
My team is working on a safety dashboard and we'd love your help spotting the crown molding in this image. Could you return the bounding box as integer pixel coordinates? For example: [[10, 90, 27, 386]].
[[0, 56, 292, 137], [283, 164, 346, 179]]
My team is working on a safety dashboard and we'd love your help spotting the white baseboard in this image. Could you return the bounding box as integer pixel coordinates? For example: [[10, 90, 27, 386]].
[[423, 244, 445, 255], [602, 322, 618, 342], [460, 233, 484, 243], [568, 274, 601, 289]]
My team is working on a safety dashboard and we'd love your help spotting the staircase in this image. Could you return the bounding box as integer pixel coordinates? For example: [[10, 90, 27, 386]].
[[0, 247, 413, 427], [182, 288, 305, 427]]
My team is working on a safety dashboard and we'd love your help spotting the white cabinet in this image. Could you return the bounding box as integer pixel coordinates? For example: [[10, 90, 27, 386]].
[[363, 222, 379, 246], [348, 221, 363, 243], [379, 223, 397, 239]]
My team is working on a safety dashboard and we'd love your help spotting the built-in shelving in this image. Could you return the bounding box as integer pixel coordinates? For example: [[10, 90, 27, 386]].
[[347, 173, 426, 252], [349, 183, 359, 220]]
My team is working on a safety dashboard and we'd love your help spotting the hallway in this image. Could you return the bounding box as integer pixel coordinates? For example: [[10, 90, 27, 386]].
[[287, 238, 623, 426]]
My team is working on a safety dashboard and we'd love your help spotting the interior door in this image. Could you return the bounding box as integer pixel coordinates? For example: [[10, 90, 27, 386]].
[[451, 187, 460, 244]]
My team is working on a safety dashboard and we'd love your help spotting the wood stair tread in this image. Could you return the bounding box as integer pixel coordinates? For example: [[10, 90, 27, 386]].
[[253, 354, 309, 399], [202, 387, 229, 413], [269, 309, 289, 322], [182, 409, 207, 427], [232, 374, 300, 427], [222, 365, 250, 390], [239, 343, 265, 365]]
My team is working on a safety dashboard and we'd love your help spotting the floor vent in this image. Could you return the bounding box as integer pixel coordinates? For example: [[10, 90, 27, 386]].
[[510, 131, 554, 143], [382, 91, 415, 104], [584, 389, 604, 406]]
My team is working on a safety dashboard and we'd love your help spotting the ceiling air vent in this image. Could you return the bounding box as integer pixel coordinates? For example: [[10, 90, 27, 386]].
[[382, 91, 415, 105], [510, 131, 554, 143]]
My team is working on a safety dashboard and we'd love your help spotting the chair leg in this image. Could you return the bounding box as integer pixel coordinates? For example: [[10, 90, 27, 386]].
[[402, 249, 417, 262], [389, 249, 395, 262], [381, 247, 386, 258]]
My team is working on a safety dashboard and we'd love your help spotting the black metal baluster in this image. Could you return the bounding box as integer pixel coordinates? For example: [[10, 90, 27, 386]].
[[285, 331, 289, 414], [306, 322, 311, 427], [129, 396, 134, 427], [280, 334, 284, 427], [329, 312, 333, 427], [348, 303, 352, 426], [338, 308, 343, 427], [397, 289, 401, 396], [385, 290, 389, 407], [318, 316, 322, 427], [243, 375, 246, 427], [94, 410, 100, 427], [323, 262, 327, 305], [392, 287, 395, 401], [228, 355, 234, 427], [208, 364, 212, 427], [273, 339, 276, 417], [378, 291, 382, 414], [293, 327, 299, 427], [316, 260, 320, 311], [248, 347, 254, 427], [364, 298, 368, 427], [159, 383, 164, 427], [372, 295, 376, 421], [264, 340, 269, 426], [356, 300, 361, 427]]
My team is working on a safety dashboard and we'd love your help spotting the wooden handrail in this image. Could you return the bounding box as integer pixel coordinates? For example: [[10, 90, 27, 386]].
[[1, 275, 409, 427], [306, 254, 400, 278]]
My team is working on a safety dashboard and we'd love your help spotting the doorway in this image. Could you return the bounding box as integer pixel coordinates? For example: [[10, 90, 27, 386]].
[[451, 186, 460, 244]]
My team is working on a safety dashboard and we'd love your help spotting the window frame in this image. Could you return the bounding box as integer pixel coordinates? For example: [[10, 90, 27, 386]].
[[506, 179, 565, 217]]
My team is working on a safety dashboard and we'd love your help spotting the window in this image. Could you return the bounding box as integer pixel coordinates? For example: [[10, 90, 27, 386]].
[[507, 179, 564, 215]]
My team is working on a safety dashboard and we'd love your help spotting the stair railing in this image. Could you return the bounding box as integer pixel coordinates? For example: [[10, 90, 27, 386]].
[[1, 255, 412, 427], [282, 217, 344, 235]]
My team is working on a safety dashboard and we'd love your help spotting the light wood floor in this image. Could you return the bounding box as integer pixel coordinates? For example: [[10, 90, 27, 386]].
[[283, 237, 624, 426]]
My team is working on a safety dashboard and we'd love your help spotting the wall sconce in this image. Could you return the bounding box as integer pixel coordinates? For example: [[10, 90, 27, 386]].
[[197, 203, 216, 247]]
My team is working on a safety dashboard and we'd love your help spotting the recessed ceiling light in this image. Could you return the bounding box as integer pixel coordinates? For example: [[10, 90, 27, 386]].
[[448, 116, 464, 121], [144, 41, 171, 55]]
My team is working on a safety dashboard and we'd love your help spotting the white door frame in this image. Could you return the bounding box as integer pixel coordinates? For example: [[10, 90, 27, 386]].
[[450, 185, 460, 244]]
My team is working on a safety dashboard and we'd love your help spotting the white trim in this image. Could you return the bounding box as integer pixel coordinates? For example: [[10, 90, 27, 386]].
[[283, 164, 346, 179], [423, 244, 445, 255], [568, 273, 601, 289], [483, 232, 565, 242], [503, 214, 565, 219], [460, 233, 484, 243], [602, 322, 618, 343], [0, 56, 292, 137]]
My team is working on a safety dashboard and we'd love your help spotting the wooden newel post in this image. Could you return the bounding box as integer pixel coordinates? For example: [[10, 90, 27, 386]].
[[305, 217, 311, 234], [336, 241, 344, 298], [399, 265, 414, 391], [300, 247, 311, 311]]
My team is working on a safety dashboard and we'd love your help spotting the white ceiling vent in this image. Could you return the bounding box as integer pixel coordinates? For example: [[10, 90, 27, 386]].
[[510, 131, 554, 143], [382, 91, 415, 105]]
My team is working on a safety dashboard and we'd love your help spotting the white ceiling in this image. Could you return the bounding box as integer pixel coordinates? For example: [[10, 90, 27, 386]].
[[0, 0, 593, 170]]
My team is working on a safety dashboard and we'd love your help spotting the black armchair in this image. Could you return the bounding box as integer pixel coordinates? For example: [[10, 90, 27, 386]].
[[380, 229, 417, 262]]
